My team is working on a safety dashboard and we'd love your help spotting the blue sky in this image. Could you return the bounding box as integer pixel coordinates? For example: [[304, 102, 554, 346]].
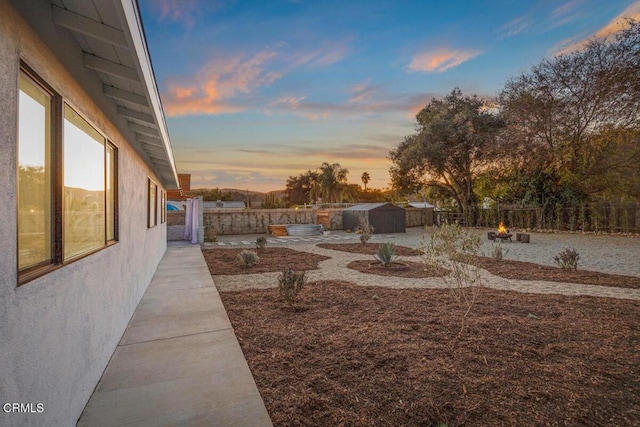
[[139, 0, 640, 192]]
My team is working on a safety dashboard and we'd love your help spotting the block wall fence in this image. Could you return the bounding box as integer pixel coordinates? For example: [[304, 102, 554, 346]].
[[167, 207, 434, 239]]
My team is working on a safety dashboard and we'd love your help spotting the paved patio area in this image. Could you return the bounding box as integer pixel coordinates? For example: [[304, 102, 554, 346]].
[[78, 242, 272, 426]]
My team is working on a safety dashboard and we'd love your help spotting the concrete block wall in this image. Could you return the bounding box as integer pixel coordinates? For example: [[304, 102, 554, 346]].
[[169, 208, 433, 237]]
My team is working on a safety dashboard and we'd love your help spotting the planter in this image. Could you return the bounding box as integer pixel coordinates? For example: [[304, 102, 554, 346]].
[[285, 224, 323, 236]]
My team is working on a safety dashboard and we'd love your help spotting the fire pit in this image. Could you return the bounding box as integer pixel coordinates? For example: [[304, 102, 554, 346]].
[[489, 221, 512, 242]]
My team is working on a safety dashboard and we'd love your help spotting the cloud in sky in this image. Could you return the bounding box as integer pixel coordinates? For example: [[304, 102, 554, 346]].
[[498, 16, 531, 39], [150, 0, 229, 27], [407, 47, 482, 73], [555, 0, 640, 53], [163, 50, 282, 116], [287, 39, 350, 67]]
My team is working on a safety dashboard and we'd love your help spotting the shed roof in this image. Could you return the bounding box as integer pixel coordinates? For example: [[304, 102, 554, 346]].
[[408, 202, 436, 208], [345, 203, 403, 211]]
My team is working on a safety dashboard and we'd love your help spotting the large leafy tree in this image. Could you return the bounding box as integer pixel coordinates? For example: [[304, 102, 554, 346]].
[[312, 162, 349, 203], [499, 19, 640, 204], [284, 170, 318, 205], [390, 88, 505, 223]]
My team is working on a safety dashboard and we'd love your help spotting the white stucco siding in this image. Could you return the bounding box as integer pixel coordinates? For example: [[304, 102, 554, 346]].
[[0, 1, 167, 425]]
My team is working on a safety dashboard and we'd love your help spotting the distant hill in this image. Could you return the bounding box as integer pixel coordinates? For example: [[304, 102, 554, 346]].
[[220, 188, 286, 206]]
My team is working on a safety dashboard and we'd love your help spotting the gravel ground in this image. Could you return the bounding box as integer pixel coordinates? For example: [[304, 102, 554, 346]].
[[212, 227, 640, 276], [208, 227, 640, 299]]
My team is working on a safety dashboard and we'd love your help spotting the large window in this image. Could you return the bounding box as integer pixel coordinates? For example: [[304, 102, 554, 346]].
[[17, 64, 118, 284], [18, 72, 53, 272]]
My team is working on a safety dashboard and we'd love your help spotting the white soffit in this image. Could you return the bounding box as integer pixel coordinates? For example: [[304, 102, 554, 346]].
[[50, 0, 179, 189]]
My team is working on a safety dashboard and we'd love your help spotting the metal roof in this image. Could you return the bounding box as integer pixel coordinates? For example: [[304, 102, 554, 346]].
[[16, 0, 179, 189], [408, 202, 435, 209], [345, 203, 402, 211]]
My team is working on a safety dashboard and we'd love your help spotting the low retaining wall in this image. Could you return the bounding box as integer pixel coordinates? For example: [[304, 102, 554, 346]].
[[168, 207, 434, 238]]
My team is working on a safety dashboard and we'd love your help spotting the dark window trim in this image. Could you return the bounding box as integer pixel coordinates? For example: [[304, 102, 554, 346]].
[[147, 178, 158, 229], [160, 189, 166, 224], [18, 61, 63, 285], [106, 141, 119, 242], [17, 61, 120, 286]]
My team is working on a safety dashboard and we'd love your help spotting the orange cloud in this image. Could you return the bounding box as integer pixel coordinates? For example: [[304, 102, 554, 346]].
[[163, 50, 282, 117], [555, 0, 640, 53], [408, 47, 482, 73]]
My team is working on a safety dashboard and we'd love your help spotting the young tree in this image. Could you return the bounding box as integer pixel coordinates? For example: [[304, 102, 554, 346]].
[[389, 88, 505, 224]]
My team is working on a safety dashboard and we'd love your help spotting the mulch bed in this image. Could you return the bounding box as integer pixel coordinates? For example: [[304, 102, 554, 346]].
[[346, 260, 448, 278], [201, 247, 330, 275], [221, 281, 640, 426], [474, 256, 640, 289], [317, 242, 421, 256]]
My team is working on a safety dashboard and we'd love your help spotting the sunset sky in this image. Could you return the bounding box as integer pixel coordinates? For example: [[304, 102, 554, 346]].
[[138, 0, 640, 192]]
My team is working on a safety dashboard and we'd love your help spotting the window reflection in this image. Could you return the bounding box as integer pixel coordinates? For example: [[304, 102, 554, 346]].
[[18, 73, 52, 270], [106, 144, 116, 241], [148, 179, 157, 228], [63, 105, 105, 260]]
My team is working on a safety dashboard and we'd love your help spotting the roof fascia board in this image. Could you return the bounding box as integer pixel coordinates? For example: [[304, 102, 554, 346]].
[[118, 0, 179, 188]]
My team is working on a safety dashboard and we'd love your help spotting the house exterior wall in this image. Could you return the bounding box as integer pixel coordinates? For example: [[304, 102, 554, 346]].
[[0, 2, 167, 426]]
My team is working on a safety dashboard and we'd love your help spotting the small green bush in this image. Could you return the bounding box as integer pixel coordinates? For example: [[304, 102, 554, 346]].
[[554, 247, 579, 271], [255, 236, 268, 250], [237, 249, 259, 267], [358, 221, 374, 245], [278, 268, 306, 306], [374, 242, 399, 267]]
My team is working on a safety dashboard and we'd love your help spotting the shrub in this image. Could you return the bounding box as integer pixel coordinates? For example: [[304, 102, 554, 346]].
[[237, 250, 259, 267], [554, 247, 579, 271], [255, 236, 268, 250], [374, 242, 399, 267], [491, 244, 507, 261], [422, 223, 482, 337], [358, 221, 374, 245], [278, 268, 306, 306], [204, 226, 218, 242]]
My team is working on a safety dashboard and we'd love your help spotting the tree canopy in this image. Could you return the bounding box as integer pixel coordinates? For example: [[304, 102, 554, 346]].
[[390, 88, 505, 223], [497, 19, 640, 205]]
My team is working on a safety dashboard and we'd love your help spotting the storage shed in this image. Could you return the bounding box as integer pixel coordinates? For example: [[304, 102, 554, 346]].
[[343, 203, 406, 234]]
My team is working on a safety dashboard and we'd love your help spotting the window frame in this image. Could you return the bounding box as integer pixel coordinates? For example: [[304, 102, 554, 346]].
[[147, 178, 158, 229], [160, 189, 166, 224], [17, 63, 63, 284], [17, 62, 120, 285]]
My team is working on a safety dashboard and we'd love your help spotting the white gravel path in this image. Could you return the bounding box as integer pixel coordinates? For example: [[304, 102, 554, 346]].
[[208, 227, 640, 300]]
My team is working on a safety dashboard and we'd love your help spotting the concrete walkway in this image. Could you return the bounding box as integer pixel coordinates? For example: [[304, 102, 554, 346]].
[[78, 242, 272, 426]]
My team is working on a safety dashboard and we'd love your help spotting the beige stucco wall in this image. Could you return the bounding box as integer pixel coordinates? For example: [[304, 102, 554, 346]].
[[0, 2, 167, 425]]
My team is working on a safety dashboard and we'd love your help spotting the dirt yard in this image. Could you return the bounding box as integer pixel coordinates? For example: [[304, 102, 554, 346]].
[[204, 242, 640, 426]]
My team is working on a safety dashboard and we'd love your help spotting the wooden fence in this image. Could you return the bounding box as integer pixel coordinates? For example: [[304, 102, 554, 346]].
[[471, 202, 640, 232]]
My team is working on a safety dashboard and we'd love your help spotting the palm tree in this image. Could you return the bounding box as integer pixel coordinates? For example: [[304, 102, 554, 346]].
[[361, 171, 370, 191], [314, 162, 349, 203]]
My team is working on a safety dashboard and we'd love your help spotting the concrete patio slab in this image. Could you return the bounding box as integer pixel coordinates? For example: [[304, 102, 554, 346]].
[[78, 243, 272, 427]]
